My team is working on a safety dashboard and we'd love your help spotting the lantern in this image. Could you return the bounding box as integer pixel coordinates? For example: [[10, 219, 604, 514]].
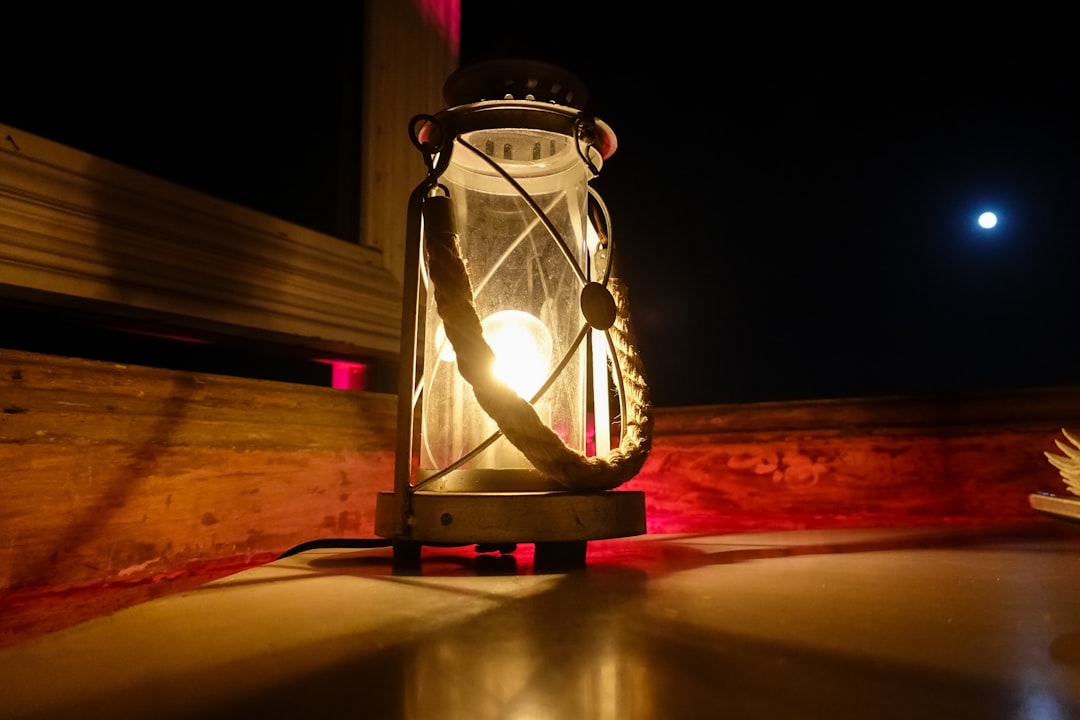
[[375, 60, 652, 570]]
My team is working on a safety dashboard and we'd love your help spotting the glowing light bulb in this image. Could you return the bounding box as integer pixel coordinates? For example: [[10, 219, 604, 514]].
[[482, 310, 552, 399], [978, 211, 998, 229], [433, 310, 553, 399]]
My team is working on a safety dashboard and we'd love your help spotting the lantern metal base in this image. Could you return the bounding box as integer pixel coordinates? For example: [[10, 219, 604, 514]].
[[374, 490, 646, 571]]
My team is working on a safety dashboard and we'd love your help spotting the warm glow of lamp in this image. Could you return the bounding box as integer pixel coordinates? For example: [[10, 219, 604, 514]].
[[375, 59, 652, 570], [482, 310, 553, 400], [434, 309, 552, 400]]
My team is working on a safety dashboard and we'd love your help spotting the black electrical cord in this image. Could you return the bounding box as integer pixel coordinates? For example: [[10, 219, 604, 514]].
[[276, 538, 496, 560], [277, 538, 392, 559]]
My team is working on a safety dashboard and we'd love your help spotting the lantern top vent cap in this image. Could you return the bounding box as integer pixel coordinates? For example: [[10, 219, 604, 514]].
[[444, 59, 590, 109]]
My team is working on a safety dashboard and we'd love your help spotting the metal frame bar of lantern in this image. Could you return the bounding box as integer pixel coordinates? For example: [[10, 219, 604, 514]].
[[381, 103, 649, 565]]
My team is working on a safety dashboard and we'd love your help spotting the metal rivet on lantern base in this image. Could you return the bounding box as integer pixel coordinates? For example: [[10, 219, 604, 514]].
[[375, 491, 645, 570]]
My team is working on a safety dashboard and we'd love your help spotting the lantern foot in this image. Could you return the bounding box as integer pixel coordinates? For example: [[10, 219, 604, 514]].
[[374, 490, 645, 572], [534, 541, 587, 572], [376, 490, 644, 540], [391, 538, 423, 574]]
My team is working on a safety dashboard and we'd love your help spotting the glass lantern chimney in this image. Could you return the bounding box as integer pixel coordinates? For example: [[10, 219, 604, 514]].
[[419, 125, 601, 490]]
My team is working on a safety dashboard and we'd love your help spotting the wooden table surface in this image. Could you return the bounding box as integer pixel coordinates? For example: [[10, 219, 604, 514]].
[[2, 521, 1078, 719]]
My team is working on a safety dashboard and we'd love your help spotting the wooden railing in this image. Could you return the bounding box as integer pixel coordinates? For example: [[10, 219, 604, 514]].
[[2, 347, 1073, 645]]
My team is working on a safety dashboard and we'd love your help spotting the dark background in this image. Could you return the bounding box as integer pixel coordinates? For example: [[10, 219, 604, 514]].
[[3, 3, 1078, 406], [460, 5, 1080, 406]]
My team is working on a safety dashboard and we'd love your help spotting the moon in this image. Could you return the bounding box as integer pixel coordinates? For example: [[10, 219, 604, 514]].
[[978, 211, 998, 229]]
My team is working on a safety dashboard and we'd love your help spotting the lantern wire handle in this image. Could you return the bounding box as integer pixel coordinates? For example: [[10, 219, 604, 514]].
[[588, 187, 615, 286], [586, 186, 629, 430], [574, 116, 602, 177]]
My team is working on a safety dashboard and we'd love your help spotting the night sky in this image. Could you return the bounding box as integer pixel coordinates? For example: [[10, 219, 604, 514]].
[[461, 6, 1080, 406], [3, 5, 1078, 407]]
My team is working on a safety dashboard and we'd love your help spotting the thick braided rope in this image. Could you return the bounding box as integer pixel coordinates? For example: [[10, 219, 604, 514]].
[[426, 219, 653, 492]]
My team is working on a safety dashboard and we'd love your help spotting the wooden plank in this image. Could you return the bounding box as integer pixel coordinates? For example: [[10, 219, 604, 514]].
[[359, 0, 459, 285], [0, 349, 398, 598], [4, 345, 1076, 647], [626, 393, 1078, 533], [0, 124, 403, 355], [5, 346, 1073, 596]]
